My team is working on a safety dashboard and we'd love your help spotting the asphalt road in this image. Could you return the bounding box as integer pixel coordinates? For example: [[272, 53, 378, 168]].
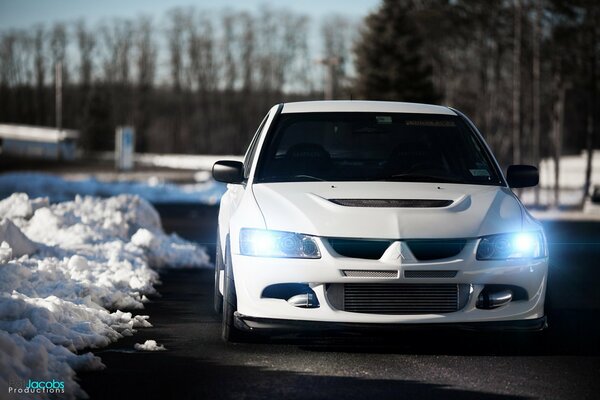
[[79, 204, 600, 400]]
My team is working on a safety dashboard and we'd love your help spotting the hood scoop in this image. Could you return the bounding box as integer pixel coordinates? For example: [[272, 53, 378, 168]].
[[329, 199, 453, 208]]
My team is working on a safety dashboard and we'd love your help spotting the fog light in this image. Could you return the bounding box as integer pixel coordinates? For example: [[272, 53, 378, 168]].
[[477, 289, 513, 309]]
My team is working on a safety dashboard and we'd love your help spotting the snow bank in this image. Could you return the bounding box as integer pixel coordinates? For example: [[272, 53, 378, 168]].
[[0, 172, 226, 205], [0, 193, 211, 399], [134, 340, 166, 351]]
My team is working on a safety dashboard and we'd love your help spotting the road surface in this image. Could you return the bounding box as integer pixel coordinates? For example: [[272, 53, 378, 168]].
[[79, 204, 600, 400]]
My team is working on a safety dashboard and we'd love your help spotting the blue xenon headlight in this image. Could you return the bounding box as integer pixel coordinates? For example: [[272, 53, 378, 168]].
[[476, 231, 546, 260], [240, 229, 321, 258]]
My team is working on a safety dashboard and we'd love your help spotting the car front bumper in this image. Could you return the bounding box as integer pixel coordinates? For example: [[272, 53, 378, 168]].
[[231, 238, 548, 327]]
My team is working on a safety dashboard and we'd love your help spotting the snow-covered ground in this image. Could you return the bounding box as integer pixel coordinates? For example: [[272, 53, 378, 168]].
[[134, 153, 243, 171], [0, 193, 211, 399], [520, 150, 600, 207], [0, 172, 225, 205]]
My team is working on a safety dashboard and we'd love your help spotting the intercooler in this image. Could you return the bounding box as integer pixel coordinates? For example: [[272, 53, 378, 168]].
[[327, 283, 470, 314]]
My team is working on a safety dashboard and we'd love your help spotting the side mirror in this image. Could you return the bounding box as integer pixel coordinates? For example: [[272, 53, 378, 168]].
[[212, 160, 245, 183], [506, 165, 539, 188]]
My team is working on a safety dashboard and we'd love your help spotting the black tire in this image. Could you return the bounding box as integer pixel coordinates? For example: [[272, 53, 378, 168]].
[[221, 239, 251, 343], [213, 233, 224, 315]]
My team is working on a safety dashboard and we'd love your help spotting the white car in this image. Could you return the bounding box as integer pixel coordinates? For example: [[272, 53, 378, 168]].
[[213, 101, 548, 342]]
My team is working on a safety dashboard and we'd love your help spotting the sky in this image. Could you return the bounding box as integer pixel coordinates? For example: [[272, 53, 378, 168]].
[[0, 0, 380, 29]]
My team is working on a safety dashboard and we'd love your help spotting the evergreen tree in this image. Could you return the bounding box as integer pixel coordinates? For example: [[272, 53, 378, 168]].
[[354, 0, 438, 103]]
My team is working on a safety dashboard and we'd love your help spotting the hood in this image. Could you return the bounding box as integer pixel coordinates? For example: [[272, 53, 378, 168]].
[[251, 182, 523, 239]]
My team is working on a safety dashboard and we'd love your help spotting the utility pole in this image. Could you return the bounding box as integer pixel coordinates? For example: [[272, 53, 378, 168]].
[[316, 57, 340, 100], [55, 61, 62, 131]]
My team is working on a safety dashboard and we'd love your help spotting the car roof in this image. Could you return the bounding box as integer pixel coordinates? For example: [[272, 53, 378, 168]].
[[280, 100, 456, 115]]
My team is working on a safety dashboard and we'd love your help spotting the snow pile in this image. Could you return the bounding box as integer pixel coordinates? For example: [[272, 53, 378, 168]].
[[0, 172, 226, 205], [0, 193, 211, 399], [134, 340, 166, 351]]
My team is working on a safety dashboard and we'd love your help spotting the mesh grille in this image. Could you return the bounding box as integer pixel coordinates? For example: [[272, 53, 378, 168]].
[[404, 270, 458, 278], [329, 199, 453, 208], [337, 283, 465, 314], [342, 270, 398, 278]]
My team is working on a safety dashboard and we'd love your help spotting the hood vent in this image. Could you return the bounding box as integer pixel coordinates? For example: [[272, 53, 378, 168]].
[[329, 199, 453, 208]]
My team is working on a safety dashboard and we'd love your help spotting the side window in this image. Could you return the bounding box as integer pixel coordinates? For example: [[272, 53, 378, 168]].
[[243, 114, 269, 178]]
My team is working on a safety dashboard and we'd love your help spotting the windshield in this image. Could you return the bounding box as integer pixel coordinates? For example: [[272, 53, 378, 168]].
[[255, 112, 503, 185]]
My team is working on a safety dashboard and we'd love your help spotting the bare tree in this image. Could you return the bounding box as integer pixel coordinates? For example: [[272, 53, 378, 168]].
[[134, 16, 156, 152], [222, 11, 238, 92], [99, 20, 133, 85], [167, 9, 185, 93], [512, 0, 522, 165], [532, 0, 542, 205], [76, 21, 95, 87], [33, 25, 46, 124], [551, 69, 567, 208], [186, 11, 217, 151], [240, 12, 255, 94], [582, 6, 598, 207]]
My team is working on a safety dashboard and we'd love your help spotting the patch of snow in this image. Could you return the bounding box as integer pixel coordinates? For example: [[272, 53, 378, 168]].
[[519, 151, 600, 208], [519, 187, 585, 207], [135, 153, 243, 171], [0, 172, 226, 205], [0, 193, 210, 399], [530, 209, 600, 222], [537, 150, 600, 189], [134, 339, 166, 351]]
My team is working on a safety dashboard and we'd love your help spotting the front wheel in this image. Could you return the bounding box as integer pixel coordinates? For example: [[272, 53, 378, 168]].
[[221, 239, 251, 343]]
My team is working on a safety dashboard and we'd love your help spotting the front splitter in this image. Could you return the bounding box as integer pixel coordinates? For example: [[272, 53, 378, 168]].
[[234, 311, 548, 334]]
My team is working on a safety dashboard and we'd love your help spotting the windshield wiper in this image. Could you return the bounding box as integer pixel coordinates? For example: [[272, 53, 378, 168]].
[[378, 173, 463, 184]]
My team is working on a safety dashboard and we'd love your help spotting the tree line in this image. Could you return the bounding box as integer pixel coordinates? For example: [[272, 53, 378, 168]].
[[0, 1, 597, 200], [0, 7, 355, 154], [354, 0, 598, 205]]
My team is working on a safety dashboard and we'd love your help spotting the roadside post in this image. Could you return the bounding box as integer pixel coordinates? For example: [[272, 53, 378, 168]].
[[115, 126, 135, 171]]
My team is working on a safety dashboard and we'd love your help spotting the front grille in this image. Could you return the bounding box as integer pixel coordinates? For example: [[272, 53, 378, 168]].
[[404, 270, 458, 278], [329, 199, 453, 208], [328, 238, 391, 259], [342, 270, 398, 278], [327, 283, 469, 314], [405, 239, 466, 260]]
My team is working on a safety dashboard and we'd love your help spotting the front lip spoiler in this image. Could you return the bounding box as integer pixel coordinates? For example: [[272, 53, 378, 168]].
[[234, 312, 548, 334]]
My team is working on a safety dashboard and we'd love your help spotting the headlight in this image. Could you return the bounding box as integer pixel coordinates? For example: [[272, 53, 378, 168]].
[[239, 229, 321, 258], [476, 231, 546, 260]]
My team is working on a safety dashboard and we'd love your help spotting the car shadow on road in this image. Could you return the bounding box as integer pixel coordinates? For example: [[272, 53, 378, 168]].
[[79, 351, 529, 400], [262, 308, 600, 357]]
